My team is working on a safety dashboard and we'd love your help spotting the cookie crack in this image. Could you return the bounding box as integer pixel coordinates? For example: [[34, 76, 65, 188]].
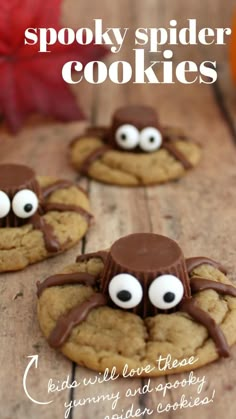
[[99, 143, 192, 182], [98, 156, 143, 183]]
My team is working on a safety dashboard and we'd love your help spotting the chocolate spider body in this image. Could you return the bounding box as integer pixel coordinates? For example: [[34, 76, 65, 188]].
[[37, 233, 236, 358], [100, 234, 191, 317], [0, 164, 92, 252], [108, 106, 162, 152], [0, 165, 42, 228], [77, 105, 193, 174]]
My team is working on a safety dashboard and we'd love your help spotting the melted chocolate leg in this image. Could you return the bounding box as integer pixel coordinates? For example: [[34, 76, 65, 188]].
[[48, 293, 108, 348], [76, 250, 108, 265], [186, 257, 227, 275], [42, 180, 88, 200], [42, 180, 74, 198], [180, 299, 230, 357], [162, 141, 193, 170], [190, 277, 236, 297], [30, 214, 61, 253], [37, 272, 97, 297], [79, 146, 110, 175], [42, 202, 93, 223]]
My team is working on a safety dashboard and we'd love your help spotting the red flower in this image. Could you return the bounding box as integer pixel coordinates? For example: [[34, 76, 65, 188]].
[[0, 0, 107, 132]]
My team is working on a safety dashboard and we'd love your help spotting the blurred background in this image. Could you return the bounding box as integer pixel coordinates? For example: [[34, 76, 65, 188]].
[[62, 0, 235, 63], [1, 0, 235, 132]]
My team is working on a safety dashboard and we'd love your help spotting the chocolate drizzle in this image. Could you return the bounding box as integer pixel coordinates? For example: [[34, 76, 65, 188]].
[[37, 181, 91, 251], [0, 165, 90, 253], [76, 250, 108, 264], [37, 272, 97, 297], [186, 257, 227, 275], [42, 180, 88, 199], [78, 139, 192, 175], [48, 293, 108, 348], [180, 298, 230, 357], [80, 146, 110, 175], [162, 141, 193, 170], [72, 106, 194, 175], [39, 233, 234, 358], [42, 180, 73, 198], [190, 277, 236, 297], [42, 202, 93, 223], [31, 213, 60, 253]]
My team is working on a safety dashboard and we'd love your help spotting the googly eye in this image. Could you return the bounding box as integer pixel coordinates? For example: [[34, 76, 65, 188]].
[[139, 127, 162, 152], [0, 191, 11, 218], [12, 189, 38, 219], [115, 124, 140, 150], [148, 275, 184, 310], [108, 273, 143, 309]]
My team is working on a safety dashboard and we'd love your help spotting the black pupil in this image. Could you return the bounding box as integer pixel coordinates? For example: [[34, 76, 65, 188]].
[[117, 290, 132, 302], [121, 133, 127, 141], [149, 136, 155, 143], [163, 292, 175, 303], [24, 203, 33, 213]]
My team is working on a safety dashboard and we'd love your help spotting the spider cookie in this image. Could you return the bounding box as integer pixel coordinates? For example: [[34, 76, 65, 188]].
[[37, 233, 236, 377], [70, 106, 201, 186], [0, 163, 92, 272]]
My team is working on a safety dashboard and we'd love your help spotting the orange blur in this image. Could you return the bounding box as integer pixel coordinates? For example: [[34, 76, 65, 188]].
[[230, 16, 236, 82]]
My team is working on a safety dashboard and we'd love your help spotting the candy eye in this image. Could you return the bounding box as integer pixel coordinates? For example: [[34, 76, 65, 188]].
[[139, 127, 162, 152], [0, 191, 11, 218], [108, 273, 143, 309], [115, 124, 140, 150], [148, 275, 184, 310], [12, 189, 38, 219]]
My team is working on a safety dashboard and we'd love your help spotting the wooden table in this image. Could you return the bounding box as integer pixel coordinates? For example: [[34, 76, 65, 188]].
[[0, 1, 236, 418]]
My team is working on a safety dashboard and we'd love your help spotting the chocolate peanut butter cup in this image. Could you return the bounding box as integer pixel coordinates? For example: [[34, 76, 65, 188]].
[[0, 164, 41, 227], [0, 164, 40, 196], [100, 233, 190, 317], [108, 105, 161, 148]]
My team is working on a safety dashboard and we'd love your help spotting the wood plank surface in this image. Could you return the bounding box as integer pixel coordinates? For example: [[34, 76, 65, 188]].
[[0, 123, 85, 419], [0, 1, 235, 418]]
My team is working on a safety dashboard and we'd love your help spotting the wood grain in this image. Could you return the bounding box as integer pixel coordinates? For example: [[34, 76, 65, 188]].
[[0, 1, 236, 418], [134, 75, 236, 419]]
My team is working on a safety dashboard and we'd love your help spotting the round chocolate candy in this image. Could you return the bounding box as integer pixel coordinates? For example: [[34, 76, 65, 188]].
[[100, 233, 190, 317], [0, 164, 41, 227], [108, 105, 163, 150]]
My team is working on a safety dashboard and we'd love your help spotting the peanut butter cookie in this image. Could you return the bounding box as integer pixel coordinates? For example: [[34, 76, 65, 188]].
[[70, 106, 201, 186], [0, 164, 92, 271], [37, 233, 236, 377]]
